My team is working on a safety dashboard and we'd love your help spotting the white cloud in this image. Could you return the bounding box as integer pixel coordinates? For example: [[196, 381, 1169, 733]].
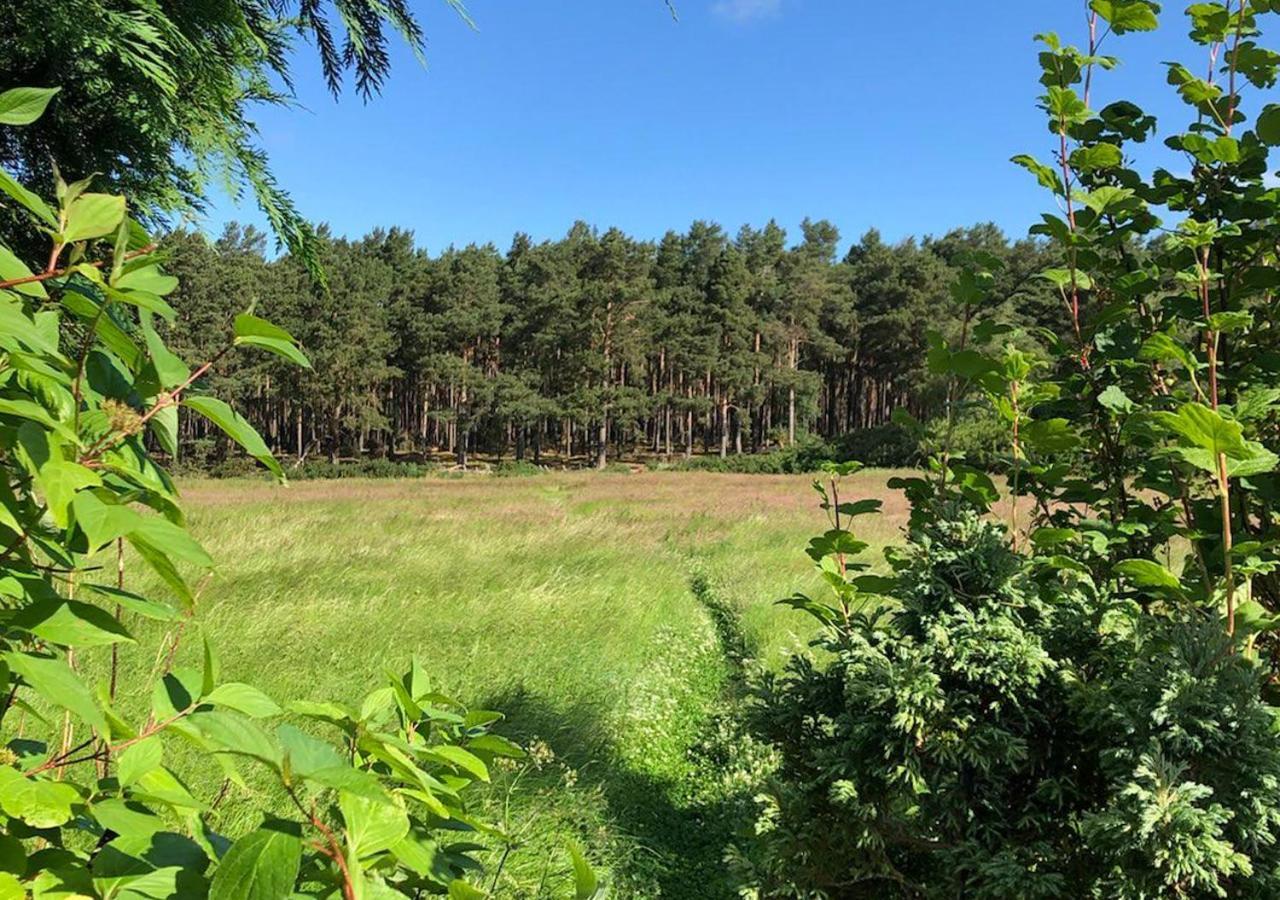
[[712, 0, 782, 23]]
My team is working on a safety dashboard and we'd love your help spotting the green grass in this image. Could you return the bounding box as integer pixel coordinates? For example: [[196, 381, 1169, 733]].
[[99, 470, 907, 897]]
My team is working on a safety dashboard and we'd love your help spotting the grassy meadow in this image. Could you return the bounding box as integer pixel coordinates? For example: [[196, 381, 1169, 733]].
[[102, 470, 911, 897]]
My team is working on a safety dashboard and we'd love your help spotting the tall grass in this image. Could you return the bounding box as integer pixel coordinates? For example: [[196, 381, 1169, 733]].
[[100, 471, 906, 896]]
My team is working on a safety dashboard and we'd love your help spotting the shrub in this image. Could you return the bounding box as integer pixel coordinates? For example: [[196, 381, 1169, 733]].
[[671, 435, 840, 474], [741, 489, 1280, 897], [291, 457, 437, 480], [832, 423, 921, 469], [740, 0, 1280, 893], [493, 460, 546, 477]]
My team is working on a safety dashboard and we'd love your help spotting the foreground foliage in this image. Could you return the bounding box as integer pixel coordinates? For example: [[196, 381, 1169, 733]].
[[741, 0, 1280, 895], [746, 492, 1280, 897], [0, 91, 605, 898]]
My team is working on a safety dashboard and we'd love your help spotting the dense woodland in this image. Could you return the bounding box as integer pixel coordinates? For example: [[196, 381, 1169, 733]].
[[166, 219, 1059, 467]]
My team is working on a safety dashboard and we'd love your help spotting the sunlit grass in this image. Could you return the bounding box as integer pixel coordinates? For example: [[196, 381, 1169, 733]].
[[92, 469, 909, 896]]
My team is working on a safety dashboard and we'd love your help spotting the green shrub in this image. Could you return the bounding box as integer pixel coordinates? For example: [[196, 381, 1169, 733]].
[[739, 0, 1280, 892], [741, 495, 1280, 897], [672, 435, 840, 474], [292, 457, 437, 480], [832, 423, 921, 468], [493, 459, 546, 477]]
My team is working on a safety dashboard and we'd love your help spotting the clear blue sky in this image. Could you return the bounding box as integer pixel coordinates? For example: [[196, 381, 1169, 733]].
[[206, 0, 1198, 255]]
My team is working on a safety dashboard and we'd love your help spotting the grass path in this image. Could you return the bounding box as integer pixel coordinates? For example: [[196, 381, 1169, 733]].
[[107, 470, 909, 896]]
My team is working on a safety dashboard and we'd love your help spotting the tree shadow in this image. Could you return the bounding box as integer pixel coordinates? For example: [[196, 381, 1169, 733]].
[[480, 686, 743, 900]]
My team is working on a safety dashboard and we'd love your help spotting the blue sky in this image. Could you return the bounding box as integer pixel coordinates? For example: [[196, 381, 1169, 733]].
[[206, 0, 1201, 255]]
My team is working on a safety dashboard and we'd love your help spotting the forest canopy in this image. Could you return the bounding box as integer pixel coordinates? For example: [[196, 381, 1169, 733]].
[[161, 218, 1058, 469]]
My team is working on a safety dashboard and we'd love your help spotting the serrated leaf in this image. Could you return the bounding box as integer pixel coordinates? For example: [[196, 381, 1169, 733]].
[[209, 821, 301, 900], [340, 790, 409, 859], [5, 650, 106, 734]]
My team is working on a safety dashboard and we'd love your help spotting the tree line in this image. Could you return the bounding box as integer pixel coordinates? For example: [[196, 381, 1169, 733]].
[[163, 218, 1060, 468]]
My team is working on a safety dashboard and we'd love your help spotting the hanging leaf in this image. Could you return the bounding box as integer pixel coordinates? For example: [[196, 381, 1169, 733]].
[[0, 87, 60, 126]]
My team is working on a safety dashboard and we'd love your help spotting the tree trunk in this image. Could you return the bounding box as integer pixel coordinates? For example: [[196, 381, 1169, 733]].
[[719, 391, 729, 459]]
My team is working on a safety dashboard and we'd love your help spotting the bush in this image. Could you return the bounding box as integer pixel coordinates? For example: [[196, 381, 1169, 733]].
[[493, 460, 547, 477], [671, 435, 841, 474], [933, 405, 1007, 470], [740, 497, 1280, 897], [832, 422, 921, 469], [291, 457, 437, 480]]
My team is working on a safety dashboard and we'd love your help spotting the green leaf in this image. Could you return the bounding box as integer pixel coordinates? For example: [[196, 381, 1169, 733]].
[[0, 872, 19, 900], [1023, 418, 1081, 453], [1089, 0, 1158, 33], [188, 711, 281, 768], [1138, 332, 1196, 370], [233, 313, 311, 368], [340, 790, 410, 859], [117, 737, 163, 787], [1115, 558, 1187, 598], [0, 244, 46, 298], [141, 321, 189, 389], [5, 650, 106, 734], [1234, 598, 1280, 638], [0, 295, 61, 357], [567, 839, 604, 900], [183, 396, 285, 481], [130, 515, 214, 569], [835, 499, 882, 518], [1031, 527, 1079, 548], [423, 745, 489, 783], [72, 490, 143, 552], [10, 599, 133, 647], [1154, 403, 1247, 457], [0, 87, 59, 126], [0, 168, 57, 228], [1081, 186, 1137, 214], [115, 264, 178, 296], [1011, 154, 1064, 194], [1097, 385, 1134, 414], [62, 193, 126, 243], [233, 313, 296, 343], [104, 285, 176, 322], [0, 767, 80, 829], [235, 335, 311, 369], [1257, 104, 1280, 144], [202, 632, 219, 696], [209, 821, 302, 900], [81, 583, 181, 621], [448, 882, 487, 900], [1070, 142, 1122, 171], [466, 734, 526, 759], [15, 423, 99, 528], [206, 683, 282, 718], [126, 533, 195, 609], [0, 398, 77, 443]]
